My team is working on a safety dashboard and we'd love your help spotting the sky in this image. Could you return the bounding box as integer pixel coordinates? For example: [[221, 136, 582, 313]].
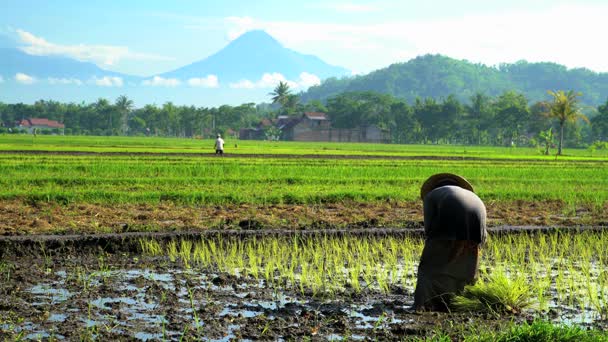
[[2, 0, 608, 77]]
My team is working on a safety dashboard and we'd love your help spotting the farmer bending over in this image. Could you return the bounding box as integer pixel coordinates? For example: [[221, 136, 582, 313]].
[[413, 173, 487, 311]]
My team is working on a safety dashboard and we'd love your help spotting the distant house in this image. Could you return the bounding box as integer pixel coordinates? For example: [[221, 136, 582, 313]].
[[239, 118, 274, 140], [240, 112, 390, 143], [19, 118, 65, 135], [282, 112, 331, 141]]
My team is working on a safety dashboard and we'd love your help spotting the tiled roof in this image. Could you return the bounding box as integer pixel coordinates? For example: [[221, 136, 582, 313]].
[[19, 118, 65, 128], [304, 112, 327, 120]]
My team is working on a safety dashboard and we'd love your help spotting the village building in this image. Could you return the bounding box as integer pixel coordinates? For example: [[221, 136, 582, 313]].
[[18, 118, 65, 135], [240, 112, 390, 143]]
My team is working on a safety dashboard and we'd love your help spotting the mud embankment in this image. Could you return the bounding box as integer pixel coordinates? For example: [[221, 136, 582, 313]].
[[1, 226, 605, 258]]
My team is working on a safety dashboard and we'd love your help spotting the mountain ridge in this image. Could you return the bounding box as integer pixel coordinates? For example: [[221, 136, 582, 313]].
[[160, 30, 350, 81], [301, 54, 608, 106]]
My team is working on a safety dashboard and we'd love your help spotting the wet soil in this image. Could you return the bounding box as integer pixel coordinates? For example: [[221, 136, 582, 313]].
[[1, 227, 607, 340], [1, 199, 606, 236], [1, 247, 594, 341]]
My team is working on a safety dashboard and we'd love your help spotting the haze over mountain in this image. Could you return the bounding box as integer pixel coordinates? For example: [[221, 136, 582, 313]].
[[161, 30, 349, 82], [0, 34, 135, 82], [0, 30, 349, 106]]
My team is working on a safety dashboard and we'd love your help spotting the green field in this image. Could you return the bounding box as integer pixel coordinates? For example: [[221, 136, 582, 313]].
[[1, 135, 607, 206], [2, 134, 608, 159]]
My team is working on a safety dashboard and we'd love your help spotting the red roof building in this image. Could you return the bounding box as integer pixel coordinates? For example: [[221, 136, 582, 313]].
[[19, 118, 65, 135], [19, 118, 65, 129]]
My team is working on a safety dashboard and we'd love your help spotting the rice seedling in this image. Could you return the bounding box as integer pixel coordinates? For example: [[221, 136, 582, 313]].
[[179, 239, 193, 268], [134, 230, 607, 320], [469, 320, 608, 342], [0, 261, 15, 282], [139, 239, 163, 256], [451, 271, 534, 314], [166, 240, 178, 263]]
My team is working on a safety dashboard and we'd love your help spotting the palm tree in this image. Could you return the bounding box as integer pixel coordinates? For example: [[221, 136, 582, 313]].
[[547, 90, 589, 155], [115, 95, 134, 135], [269, 81, 291, 109]]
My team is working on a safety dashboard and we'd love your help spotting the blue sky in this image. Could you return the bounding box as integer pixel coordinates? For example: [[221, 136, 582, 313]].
[[3, 0, 608, 77]]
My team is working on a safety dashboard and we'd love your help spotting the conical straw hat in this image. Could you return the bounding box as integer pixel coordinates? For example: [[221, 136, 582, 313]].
[[420, 173, 474, 200]]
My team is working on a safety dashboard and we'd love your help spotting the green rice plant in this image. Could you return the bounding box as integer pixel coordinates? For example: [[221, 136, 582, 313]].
[[186, 286, 203, 334], [348, 263, 361, 293], [0, 261, 15, 282], [139, 238, 163, 256], [166, 240, 178, 263], [470, 320, 608, 342], [2, 144, 608, 209], [179, 239, 193, 268], [452, 271, 535, 314]]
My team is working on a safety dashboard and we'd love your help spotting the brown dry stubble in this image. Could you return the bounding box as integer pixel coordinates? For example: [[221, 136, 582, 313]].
[[0, 199, 606, 236]]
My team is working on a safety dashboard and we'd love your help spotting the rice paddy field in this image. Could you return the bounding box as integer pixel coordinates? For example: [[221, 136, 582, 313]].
[[1, 135, 607, 340]]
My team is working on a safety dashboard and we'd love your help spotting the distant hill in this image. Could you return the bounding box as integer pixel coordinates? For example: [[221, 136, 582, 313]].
[[301, 54, 608, 107], [0, 35, 134, 81], [161, 30, 350, 81], [0, 48, 134, 80]]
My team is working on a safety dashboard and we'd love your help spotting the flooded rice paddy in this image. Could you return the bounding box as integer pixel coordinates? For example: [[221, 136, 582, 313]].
[[1, 229, 607, 340]]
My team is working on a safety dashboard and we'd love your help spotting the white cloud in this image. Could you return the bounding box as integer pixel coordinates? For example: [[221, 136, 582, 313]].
[[48, 77, 83, 86], [15, 29, 172, 67], [298, 72, 321, 87], [320, 3, 381, 13], [187, 75, 219, 88], [142, 76, 181, 87], [229, 79, 256, 89], [259, 73, 298, 88], [15, 73, 36, 84], [218, 4, 608, 73], [230, 72, 320, 89], [89, 76, 123, 87], [0, 76, 4, 83]]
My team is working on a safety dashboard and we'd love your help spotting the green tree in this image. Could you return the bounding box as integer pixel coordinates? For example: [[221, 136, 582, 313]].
[[492, 91, 530, 146], [547, 90, 589, 155], [269, 81, 292, 113], [466, 93, 494, 145], [115, 95, 134, 135], [538, 127, 555, 155], [591, 98, 608, 141]]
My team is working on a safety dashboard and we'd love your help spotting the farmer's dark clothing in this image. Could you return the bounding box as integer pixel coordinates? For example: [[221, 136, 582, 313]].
[[414, 185, 487, 311], [423, 186, 486, 243]]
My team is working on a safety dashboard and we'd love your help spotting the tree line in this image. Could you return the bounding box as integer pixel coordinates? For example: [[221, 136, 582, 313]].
[[1, 90, 608, 152], [0, 96, 272, 138], [323, 90, 608, 152]]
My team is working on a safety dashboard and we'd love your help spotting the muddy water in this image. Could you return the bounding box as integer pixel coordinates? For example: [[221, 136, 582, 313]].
[[1, 231, 607, 340]]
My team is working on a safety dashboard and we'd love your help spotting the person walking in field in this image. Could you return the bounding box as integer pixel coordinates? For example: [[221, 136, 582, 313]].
[[413, 173, 487, 311], [214, 134, 225, 155]]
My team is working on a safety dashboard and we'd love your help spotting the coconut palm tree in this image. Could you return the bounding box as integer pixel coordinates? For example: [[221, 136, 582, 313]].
[[269, 81, 291, 109], [115, 95, 134, 135], [547, 90, 589, 155]]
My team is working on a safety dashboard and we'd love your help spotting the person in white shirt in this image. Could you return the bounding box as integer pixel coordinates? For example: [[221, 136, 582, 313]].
[[214, 134, 225, 155]]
